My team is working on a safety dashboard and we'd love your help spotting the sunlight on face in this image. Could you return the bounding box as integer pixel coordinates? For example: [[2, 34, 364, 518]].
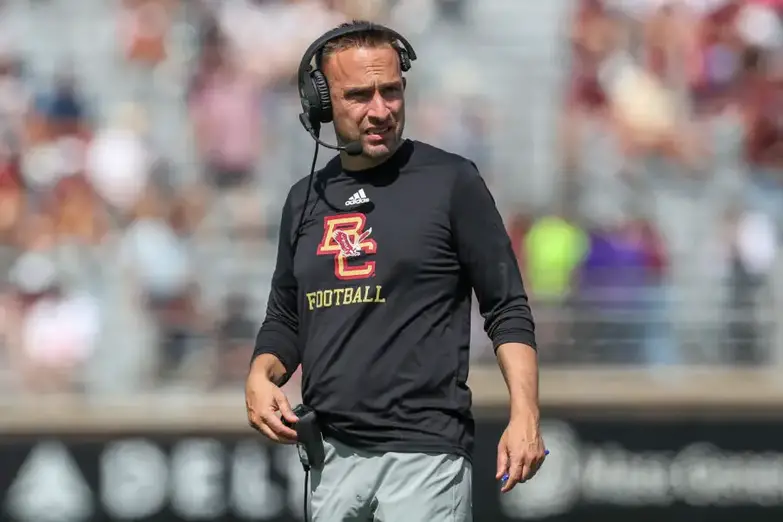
[[323, 45, 406, 163]]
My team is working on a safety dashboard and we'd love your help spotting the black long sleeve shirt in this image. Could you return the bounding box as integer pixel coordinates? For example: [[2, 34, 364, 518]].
[[253, 139, 536, 460]]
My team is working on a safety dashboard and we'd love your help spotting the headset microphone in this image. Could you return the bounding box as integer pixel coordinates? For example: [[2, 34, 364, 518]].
[[298, 114, 363, 156]]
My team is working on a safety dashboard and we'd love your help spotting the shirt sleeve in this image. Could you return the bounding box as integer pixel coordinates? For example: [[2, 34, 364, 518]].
[[450, 162, 537, 351], [251, 190, 301, 379]]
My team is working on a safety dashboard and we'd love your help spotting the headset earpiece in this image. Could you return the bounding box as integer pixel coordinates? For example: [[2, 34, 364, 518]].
[[299, 67, 333, 125], [311, 70, 333, 123], [398, 48, 411, 72], [299, 68, 319, 128]]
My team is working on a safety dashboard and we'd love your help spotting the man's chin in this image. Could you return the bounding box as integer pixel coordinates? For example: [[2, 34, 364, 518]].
[[363, 137, 400, 158], [363, 144, 393, 159]]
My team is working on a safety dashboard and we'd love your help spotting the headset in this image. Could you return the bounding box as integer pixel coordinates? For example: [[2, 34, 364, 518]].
[[292, 22, 417, 255], [297, 21, 417, 154]]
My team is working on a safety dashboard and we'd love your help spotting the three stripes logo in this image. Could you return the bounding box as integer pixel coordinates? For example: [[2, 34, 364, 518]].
[[345, 189, 370, 207]]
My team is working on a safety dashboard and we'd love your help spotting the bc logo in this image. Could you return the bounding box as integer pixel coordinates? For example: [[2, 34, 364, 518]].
[[316, 213, 377, 280]]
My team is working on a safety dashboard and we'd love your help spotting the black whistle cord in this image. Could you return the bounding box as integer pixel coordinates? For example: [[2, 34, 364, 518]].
[[293, 142, 320, 256], [293, 135, 319, 522], [295, 146, 316, 521], [303, 465, 311, 522]]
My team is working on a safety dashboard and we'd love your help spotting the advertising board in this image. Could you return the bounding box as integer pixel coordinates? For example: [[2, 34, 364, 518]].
[[2, 411, 783, 521]]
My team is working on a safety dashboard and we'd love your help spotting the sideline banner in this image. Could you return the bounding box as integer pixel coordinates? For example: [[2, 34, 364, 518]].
[[475, 413, 783, 522], [2, 412, 783, 521]]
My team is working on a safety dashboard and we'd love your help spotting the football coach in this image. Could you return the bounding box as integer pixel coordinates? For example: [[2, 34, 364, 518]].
[[246, 19, 547, 521]]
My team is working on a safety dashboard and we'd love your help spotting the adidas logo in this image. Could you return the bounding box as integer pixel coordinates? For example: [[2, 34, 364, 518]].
[[345, 189, 370, 206]]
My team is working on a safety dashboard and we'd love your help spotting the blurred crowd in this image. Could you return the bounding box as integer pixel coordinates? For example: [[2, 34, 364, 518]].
[[0, 0, 479, 397], [501, 0, 783, 369], [0, 0, 780, 398]]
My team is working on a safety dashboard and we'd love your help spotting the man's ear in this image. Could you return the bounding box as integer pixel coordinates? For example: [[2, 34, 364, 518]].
[[402, 77, 407, 90]]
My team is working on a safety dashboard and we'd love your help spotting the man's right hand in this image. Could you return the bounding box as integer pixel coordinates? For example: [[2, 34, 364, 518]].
[[245, 361, 299, 444]]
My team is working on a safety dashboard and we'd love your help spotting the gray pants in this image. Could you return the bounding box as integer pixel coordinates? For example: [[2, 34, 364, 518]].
[[310, 438, 473, 522]]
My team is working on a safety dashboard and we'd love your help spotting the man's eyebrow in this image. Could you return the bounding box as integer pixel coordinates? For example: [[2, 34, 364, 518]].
[[343, 81, 403, 96]]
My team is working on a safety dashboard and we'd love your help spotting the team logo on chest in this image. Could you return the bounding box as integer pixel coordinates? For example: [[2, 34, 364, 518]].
[[316, 213, 377, 280]]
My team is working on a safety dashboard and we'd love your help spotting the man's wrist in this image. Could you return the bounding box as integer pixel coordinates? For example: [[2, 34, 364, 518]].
[[249, 353, 287, 385], [496, 342, 540, 420], [509, 399, 540, 423]]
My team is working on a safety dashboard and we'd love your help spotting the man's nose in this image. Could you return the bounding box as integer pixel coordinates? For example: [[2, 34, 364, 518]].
[[367, 92, 391, 121]]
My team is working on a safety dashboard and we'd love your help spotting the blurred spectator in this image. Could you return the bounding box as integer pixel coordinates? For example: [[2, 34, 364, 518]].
[[523, 205, 588, 363], [22, 66, 92, 213], [724, 204, 777, 364], [691, 0, 745, 113], [18, 281, 100, 393], [119, 0, 174, 110], [574, 209, 674, 365], [86, 102, 153, 220], [563, 0, 612, 174], [188, 26, 264, 236], [7, 214, 100, 393], [117, 183, 212, 386], [740, 44, 783, 225], [629, 212, 677, 366], [0, 52, 29, 147], [49, 172, 109, 258], [39, 67, 89, 140], [152, 283, 204, 384], [0, 138, 24, 244], [119, 189, 197, 380], [567, 0, 705, 171], [120, 0, 172, 68], [213, 293, 257, 387], [603, 48, 696, 165]]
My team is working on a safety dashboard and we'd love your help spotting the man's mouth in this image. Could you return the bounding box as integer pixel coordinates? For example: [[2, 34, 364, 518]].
[[365, 126, 392, 139]]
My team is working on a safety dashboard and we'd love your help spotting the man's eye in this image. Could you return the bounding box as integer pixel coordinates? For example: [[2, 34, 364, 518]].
[[347, 92, 372, 102]]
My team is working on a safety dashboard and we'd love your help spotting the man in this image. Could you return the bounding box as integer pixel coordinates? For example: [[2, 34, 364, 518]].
[[245, 20, 546, 521]]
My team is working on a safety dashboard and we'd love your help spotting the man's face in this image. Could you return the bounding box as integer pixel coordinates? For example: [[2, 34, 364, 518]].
[[323, 44, 406, 160]]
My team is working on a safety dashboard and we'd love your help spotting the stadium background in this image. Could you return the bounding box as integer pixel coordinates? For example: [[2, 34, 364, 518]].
[[0, 0, 783, 521]]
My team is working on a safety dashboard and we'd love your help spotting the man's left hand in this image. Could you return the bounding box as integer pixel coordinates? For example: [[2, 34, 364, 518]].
[[496, 413, 547, 493]]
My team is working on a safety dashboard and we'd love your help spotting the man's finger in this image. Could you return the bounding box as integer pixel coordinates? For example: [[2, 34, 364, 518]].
[[496, 443, 509, 480], [252, 418, 283, 443], [501, 456, 523, 493], [261, 412, 298, 443], [247, 413, 265, 434], [500, 475, 518, 493], [519, 460, 534, 483], [527, 454, 545, 479], [276, 394, 299, 425], [508, 456, 524, 483]]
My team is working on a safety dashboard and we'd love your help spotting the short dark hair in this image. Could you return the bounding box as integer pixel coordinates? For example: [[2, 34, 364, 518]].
[[315, 20, 399, 71]]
